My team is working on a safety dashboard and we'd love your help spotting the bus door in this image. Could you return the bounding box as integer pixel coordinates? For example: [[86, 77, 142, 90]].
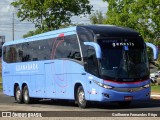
[[85, 48, 100, 100]]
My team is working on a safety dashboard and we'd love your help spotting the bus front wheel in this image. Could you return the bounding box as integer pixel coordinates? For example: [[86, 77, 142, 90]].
[[23, 86, 32, 104], [77, 86, 88, 108], [15, 86, 23, 103]]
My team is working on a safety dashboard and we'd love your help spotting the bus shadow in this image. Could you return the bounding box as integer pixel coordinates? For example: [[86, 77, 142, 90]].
[[90, 99, 160, 110], [33, 99, 78, 107], [30, 98, 160, 110]]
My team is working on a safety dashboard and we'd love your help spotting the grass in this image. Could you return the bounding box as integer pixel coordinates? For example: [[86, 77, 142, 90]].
[[151, 85, 160, 93]]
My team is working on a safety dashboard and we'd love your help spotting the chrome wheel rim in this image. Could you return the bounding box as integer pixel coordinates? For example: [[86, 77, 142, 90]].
[[24, 90, 28, 101], [78, 90, 85, 104], [16, 90, 21, 101]]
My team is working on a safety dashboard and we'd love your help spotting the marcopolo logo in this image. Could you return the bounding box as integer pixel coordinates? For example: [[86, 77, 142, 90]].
[[16, 63, 38, 72], [112, 42, 135, 47]]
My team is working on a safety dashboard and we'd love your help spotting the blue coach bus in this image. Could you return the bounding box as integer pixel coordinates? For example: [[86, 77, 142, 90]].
[[2, 25, 158, 108]]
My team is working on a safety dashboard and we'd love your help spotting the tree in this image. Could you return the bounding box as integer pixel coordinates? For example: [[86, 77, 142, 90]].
[[11, 0, 92, 31], [90, 11, 105, 24], [23, 29, 42, 38], [103, 0, 160, 46], [23, 23, 78, 38]]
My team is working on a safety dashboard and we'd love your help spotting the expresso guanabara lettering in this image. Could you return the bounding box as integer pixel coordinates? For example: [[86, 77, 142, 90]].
[[16, 63, 38, 71]]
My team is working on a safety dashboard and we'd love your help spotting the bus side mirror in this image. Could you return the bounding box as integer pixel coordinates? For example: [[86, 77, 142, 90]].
[[84, 42, 101, 58], [146, 42, 158, 61]]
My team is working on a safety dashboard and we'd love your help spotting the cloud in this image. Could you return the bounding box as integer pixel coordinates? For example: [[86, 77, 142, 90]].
[[0, 0, 35, 42], [0, 0, 108, 42], [71, 0, 108, 24]]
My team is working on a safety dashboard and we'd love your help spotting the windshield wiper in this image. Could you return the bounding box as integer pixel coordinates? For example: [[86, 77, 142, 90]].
[[115, 50, 126, 81], [115, 50, 141, 81]]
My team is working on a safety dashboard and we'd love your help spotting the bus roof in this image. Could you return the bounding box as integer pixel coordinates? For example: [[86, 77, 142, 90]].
[[78, 25, 140, 38], [3, 26, 77, 46], [3, 25, 141, 46]]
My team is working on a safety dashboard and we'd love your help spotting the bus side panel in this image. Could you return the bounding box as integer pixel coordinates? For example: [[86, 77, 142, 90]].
[[29, 75, 36, 97], [54, 60, 66, 99], [53, 60, 74, 99], [2, 76, 13, 96], [45, 60, 87, 100], [33, 75, 45, 98], [45, 63, 56, 98], [23, 75, 45, 98]]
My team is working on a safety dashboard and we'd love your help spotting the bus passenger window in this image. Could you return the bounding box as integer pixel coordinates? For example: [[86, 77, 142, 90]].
[[8, 46, 17, 63], [65, 35, 82, 61]]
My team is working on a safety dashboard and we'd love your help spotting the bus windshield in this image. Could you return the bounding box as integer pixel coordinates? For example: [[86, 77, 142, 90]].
[[98, 38, 149, 82]]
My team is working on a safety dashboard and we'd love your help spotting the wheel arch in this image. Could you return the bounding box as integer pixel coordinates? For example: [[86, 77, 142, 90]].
[[22, 83, 28, 91], [74, 83, 83, 101], [14, 83, 20, 96]]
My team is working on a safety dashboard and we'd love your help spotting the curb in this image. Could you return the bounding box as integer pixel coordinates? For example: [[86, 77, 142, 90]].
[[151, 94, 160, 99]]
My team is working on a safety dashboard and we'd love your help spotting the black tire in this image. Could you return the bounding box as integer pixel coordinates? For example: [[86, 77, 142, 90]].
[[23, 86, 32, 104], [15, 86, 23, 103], [118, 101, 131, 107], [77, 86, 88, 108]]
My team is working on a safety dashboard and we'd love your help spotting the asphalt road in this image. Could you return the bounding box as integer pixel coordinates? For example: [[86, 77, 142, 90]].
[[0, 92, 160, 113]]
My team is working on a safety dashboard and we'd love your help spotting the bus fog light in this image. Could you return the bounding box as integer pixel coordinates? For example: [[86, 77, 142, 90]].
[[146, 92, 150, 96], [103, 93, 110, 98]]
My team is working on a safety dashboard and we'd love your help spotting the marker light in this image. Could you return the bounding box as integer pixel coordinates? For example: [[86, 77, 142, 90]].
[[93, 80, 113, 89], [143, 84, 150, 88]]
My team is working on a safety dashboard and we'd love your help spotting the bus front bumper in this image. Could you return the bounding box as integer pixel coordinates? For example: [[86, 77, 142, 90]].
[[98, 87, 151, 102]]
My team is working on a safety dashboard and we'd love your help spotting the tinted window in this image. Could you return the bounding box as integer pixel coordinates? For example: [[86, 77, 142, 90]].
[[3, 46, 17, 63], [77, 27, 94, 58], [3, 34, 81, 63], [55, 35, 81, 61], [86, 48, 99, 76]]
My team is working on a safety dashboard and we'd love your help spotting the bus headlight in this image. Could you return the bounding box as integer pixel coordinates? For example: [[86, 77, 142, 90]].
[[143, 84, 150, 88], [93, 80, 113, 89]]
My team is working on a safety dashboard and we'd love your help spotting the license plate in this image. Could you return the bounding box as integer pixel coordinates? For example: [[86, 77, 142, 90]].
[[124, 96, 133, 101]]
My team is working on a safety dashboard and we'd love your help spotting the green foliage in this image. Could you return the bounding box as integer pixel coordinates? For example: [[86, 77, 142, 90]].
[[23, 23, 79, 38], [90, 11, 106, 24], [23, 29, 44, 38], [151, 85, 160, 93], [103, 0, 160, 66], [103, 0, 160, 45], [12, 0, 92, 31], [157, 53, 160, 68], [0, 76, 1, 83]]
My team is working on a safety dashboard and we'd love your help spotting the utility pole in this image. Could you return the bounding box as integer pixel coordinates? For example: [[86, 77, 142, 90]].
[[12, 0, 15, 41]]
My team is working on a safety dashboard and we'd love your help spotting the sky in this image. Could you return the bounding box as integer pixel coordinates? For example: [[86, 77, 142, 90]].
[[0, 0, 108, 42]]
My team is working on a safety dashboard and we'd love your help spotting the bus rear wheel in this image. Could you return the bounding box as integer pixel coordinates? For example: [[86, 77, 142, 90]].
[[77, 86, 88, 108], [15, 86, 23, 103], [23, 86, 32, 104]]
